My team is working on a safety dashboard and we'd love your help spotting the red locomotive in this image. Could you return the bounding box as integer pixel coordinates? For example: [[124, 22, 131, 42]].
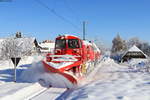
[[42, 35, 101, 88]]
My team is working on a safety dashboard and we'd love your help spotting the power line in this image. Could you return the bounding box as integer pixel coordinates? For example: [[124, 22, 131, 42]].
[[62, 0, 81, 22], [34, 0, 81, 31]]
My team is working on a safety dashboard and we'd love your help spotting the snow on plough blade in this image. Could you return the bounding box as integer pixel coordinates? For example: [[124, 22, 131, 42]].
[[40, 35, 101, 88], [42, 60, 78, 85]]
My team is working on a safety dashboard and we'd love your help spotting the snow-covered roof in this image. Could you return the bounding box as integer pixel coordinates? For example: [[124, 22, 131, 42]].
[[39, 42, 55, 53], [128, 45, 142, 52], [39, 42, 55, 48], [16, 37, 36, 43], [127, 45, 146, 57], [0, 37, 36, 45], [14, 37, 38, 48], [123, 45, 146, 55], [122, 45, 147, 61]]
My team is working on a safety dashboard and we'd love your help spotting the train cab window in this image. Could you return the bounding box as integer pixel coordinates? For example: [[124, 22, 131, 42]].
[[68, 39, 80, 48], [55, 39, 66, 49]]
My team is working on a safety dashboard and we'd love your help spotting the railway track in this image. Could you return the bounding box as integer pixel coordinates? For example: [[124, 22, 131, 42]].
[[26, 88, 49, 100], [0, 82, 69, 100], [26, 87, 67, 100]]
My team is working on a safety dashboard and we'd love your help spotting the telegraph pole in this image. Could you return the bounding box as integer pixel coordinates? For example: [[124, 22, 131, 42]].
[[83, 21, 86, 40]]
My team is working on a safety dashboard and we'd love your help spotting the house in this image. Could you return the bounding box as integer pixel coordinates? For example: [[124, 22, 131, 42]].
[[39, 42, 55, 53], [12, 32, 41, 55], [121, 45, 147, 62]]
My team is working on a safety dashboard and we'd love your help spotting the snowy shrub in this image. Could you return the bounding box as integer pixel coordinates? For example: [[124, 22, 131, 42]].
[[128, 59, 150, 72], [0, 37, 34, 60]]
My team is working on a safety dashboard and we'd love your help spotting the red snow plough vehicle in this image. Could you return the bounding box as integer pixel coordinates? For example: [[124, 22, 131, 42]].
[[41, 35, 101, 88]]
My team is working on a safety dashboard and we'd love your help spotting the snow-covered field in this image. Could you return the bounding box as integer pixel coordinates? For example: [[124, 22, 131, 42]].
[[0, 55, 48, 100], [67, 58, 150, 100], [0, 55, 70, 100], [0, 55, 150, 100]]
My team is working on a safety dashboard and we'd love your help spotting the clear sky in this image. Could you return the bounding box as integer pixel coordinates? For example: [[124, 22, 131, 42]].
[[0, 0, 150, 46]]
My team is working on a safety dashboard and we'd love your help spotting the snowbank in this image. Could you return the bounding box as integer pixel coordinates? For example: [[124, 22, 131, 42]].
[[20, 62, 45, 83], [67, 57, 150, 100], [20, 61, 76, 88], [127, 58, 150, 72]]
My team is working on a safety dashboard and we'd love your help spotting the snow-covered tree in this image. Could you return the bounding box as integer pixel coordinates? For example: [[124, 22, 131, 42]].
[[1, 38, 18, 59], [111, 34, 127, 53], [140, 42, 150, 56], [0, 37, 33, 60], [126, 37, 150, 56], [111, 34, 127, 62], [126, 37, 142, 49]]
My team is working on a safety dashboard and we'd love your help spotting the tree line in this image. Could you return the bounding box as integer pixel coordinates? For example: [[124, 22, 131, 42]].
[[111, 34, 150, 56]]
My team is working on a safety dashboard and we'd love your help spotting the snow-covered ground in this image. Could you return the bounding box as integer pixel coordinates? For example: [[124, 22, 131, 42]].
[[0, 55, 70, 100], [0, 56, 150, 100], [0, 55, 47, 100], [67, 58, 150, 100]]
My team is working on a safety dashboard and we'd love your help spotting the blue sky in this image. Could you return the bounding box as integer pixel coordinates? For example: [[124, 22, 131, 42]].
[[0, 0, 150, 46]]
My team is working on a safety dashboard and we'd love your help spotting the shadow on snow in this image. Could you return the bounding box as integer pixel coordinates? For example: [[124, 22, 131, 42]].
[[0, 64, 33, 83]]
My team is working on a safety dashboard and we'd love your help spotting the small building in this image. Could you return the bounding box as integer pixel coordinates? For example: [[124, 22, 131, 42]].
[[13, 32, 41, 55], [121, 45, 147, 62], [39, 42, 55, 53]]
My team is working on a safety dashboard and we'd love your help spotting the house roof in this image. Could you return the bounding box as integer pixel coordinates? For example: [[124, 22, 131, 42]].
[[128, 45, 142, 52], [122, 45, 147, 59], [16, 37, 37, 45], [39, 42, 55, 48], [39, 42, 55, 52]]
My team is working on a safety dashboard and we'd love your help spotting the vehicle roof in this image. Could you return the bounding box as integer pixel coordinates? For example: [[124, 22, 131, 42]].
[[56, 35, 80, 40]]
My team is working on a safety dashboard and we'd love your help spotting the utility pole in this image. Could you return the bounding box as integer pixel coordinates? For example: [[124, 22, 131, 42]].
[[83, 21, 86, 40]]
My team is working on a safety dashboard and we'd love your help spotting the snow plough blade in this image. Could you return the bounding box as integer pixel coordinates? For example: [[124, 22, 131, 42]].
[[42, 61, 78, 85]]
